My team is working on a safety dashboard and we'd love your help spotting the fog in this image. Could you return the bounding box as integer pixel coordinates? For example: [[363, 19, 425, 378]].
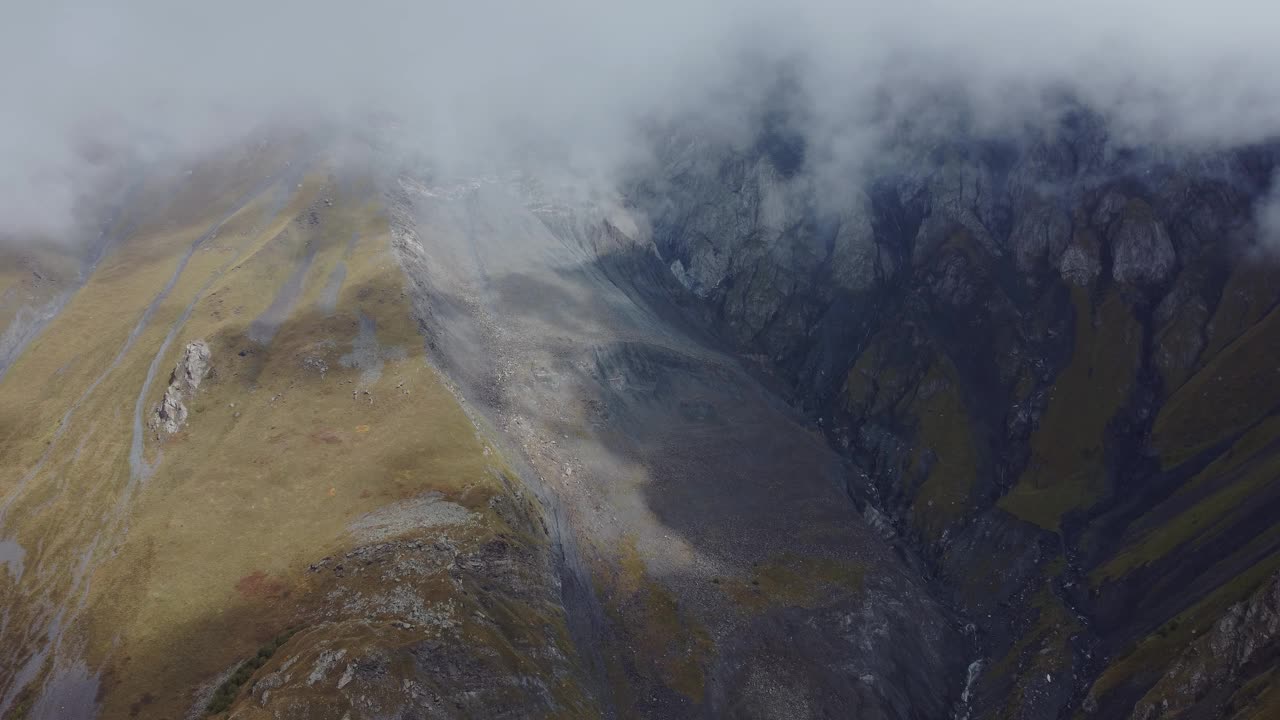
[[4, 0, 1280, 241]]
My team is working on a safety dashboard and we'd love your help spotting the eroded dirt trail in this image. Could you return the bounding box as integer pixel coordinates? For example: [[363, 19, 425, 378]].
[[390, 175, 966, 718]]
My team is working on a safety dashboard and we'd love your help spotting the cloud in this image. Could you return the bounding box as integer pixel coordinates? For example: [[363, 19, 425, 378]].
[[3, 0, 1280, 240], [1256, 172, 1280, 254]]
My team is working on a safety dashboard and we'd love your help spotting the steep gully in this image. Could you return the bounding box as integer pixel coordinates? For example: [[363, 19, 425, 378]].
[[387, 174, 968, 718]]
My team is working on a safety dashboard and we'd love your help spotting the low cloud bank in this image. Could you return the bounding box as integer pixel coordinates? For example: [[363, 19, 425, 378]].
[[3, 1, 1279, 240]]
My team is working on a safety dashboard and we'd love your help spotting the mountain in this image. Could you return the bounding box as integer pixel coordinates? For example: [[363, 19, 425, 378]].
[[627, 106, 1280, 719], [0, 106, 1277, 720]]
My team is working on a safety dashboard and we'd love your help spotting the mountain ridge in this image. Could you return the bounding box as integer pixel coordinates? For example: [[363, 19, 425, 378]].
[[0, 112, 1276, 719]]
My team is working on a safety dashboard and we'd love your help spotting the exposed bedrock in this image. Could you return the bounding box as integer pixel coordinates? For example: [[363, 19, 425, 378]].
[[624, 107, 1280, 718]]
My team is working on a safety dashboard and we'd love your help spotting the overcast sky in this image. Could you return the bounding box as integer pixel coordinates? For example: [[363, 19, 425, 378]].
[[3, 0, 1280, 241]]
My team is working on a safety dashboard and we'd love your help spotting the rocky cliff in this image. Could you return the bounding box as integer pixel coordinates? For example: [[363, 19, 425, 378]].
[[626, 104, 1280, 718]]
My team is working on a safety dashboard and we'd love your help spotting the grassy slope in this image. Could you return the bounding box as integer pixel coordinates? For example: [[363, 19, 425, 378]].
[[1153, 301, 1280, 468], [1096, 413, 1280, 583], [0, 244, 81, 345], [907, 358, 979, 543], [0, 163, 586, 719], [1076, 264, 1280, 715], [877, 229, 1280, 716], [1000, 287, 1140, 530], [839, 327, 980, 543], [0, 161, 295, 718]]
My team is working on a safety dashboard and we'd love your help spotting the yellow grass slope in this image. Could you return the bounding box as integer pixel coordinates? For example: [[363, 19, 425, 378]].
[[0, 155, 593, 719]]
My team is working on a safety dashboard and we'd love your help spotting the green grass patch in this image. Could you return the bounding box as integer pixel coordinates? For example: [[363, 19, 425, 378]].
[[1094, 423, 1280, 583], [1225, 667, 1280, 719], [725, 553, 866, 612], [206, 626, 301, 715], [1200, 265, 1280, 367], [598, 536, 714, 703], [1001, 288, 1138, 530], [1086, 551, 1280, 706], [841, 332, 907, 416], [1154, 303, 1280, 469], [907, 359, 978, 542]]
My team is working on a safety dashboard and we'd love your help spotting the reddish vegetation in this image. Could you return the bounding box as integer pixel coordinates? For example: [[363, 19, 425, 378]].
[[235, 571, 290, 600]]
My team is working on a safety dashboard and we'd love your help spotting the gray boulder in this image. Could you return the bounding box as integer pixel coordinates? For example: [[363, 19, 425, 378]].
[[150, 340, 211, 435]]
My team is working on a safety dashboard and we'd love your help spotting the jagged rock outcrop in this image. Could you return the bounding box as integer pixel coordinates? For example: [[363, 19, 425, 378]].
[[1059, 231, 1103, 286], [1108, 200, 1177, 285], [1128, 572, 1280, 719], [1010, 204, 1072, 274], [150, 340, 211, 434]]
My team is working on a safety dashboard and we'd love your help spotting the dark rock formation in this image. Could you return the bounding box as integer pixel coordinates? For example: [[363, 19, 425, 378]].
[[1127, 571, 1280, 719], [625, 104, 1280, 719]]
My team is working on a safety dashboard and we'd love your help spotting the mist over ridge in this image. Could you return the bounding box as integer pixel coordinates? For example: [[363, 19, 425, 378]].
[[3, 0, 1280, 240]]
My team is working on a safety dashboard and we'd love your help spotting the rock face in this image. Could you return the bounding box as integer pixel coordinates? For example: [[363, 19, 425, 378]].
[[221, 489, 597, 720], [1127, 572, 1280, 719], [1108, 200, 1177, 285], [1010, 204, 1072, 274], [625, 104, 1280, 719], [150, 340, 211, 434]]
